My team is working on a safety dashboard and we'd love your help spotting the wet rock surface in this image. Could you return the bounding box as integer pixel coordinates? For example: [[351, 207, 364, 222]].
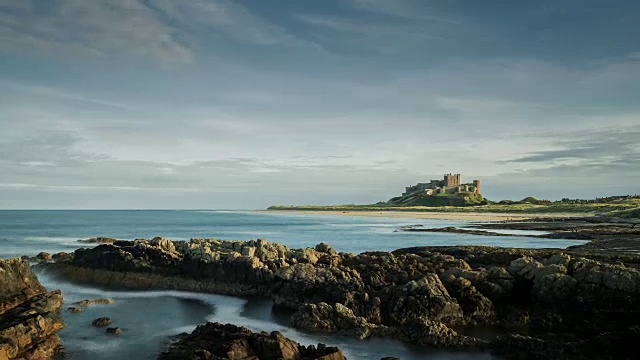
[[42, 236, 640, 359], [91, 317, 113, 327], [0, 258, 64, 359], [158, 322, 347, 360], [73, 298, 115, 307], [105, 327, 123, 336]]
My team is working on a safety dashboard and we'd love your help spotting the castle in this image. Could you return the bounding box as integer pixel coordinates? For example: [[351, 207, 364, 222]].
[[402, 173, 481, 196]]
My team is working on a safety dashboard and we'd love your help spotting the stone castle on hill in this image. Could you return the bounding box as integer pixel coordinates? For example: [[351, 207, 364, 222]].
[[403, 173, 481, 196]]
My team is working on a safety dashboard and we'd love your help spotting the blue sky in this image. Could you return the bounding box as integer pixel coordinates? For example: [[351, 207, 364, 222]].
[[1, 0, 639, 209]]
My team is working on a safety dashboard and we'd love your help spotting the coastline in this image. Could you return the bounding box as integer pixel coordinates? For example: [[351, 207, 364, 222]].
[[39, 236, 640, 360], [260, 209, 590, 221]]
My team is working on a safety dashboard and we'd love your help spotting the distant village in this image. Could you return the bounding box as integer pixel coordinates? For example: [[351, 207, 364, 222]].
[[402, 173, 480, 196]]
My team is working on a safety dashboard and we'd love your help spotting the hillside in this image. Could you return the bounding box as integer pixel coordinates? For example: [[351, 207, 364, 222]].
[[386, 190, 487, 206]]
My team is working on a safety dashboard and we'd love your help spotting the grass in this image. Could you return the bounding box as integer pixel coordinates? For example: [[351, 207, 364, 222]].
[[267, 199, 640, 218], [609, 206, 640, 219]]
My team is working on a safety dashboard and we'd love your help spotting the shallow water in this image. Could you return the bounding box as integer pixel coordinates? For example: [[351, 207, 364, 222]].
[[37, 271, 495, 360], [1, 210, 583, 359], [0, 210, 587, 258]]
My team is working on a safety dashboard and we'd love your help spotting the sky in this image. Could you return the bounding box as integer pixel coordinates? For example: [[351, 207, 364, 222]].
[[1, 0, 639, 209]]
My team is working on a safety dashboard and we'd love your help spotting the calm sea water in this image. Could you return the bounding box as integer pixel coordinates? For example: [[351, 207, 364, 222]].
[[0, 210, 586, 360]]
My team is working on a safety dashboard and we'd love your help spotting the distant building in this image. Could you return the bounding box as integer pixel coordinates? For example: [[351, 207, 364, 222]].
[[403, 174, 481, 196]]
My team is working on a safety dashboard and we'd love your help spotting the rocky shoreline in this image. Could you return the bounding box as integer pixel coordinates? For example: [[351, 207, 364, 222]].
[[398, 216, 640, 252], [0, 258, 64, 359], [35, 236, 640, 359]]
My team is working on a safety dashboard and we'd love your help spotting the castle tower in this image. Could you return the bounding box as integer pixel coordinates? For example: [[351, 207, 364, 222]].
[[473, 180, 481, 194], [444, 173, 461, 187]]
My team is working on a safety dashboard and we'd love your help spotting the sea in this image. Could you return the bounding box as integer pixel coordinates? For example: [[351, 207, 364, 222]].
[[0, 210, 587, 360]]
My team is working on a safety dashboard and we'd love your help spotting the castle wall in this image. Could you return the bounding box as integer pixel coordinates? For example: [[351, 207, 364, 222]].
[[401, 174, 481, 198]]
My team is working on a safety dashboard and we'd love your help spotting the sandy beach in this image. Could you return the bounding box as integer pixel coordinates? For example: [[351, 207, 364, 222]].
[[262, 210, 588, 221]]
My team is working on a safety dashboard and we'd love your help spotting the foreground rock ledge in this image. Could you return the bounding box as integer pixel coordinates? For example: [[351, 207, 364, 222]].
[[41, 237, 640, 359], [0, 258, 64, 360], [159, 322, 346, 360]]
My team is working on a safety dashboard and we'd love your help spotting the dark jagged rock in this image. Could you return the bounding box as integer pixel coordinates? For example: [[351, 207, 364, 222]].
[[106, 327, 123, 336], [291, 302, 381, 339], [399, 226, 515, 237], [67, 306, 84, 313], [41, 238, 640, 359], [158, 322, 346, 360], [0, 258, 64, 359], [33, 252, 53, 263], [51, 252, 73, 263], [92, 317, 113, 327], [397, 318, 479, 348]]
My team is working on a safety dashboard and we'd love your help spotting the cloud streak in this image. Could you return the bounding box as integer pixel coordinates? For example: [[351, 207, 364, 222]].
[[0, 0, 323, 64], [508, 126, 640, 165], [0, 0, 194, 63]]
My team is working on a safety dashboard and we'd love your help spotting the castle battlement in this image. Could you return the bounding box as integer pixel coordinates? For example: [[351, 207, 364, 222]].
[[403, 174, 480, 196]]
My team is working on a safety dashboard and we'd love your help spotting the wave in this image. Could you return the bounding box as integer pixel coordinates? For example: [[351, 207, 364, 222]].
[[23, 236, 84, 243]]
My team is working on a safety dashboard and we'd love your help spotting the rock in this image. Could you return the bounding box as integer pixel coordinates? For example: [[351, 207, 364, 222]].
[[74, 298, 116, 307], [532, 273, 578, 303], [241, 246, 256, 257], [0, 258, 64, 359], [315, 242, 338, 255], [398, 318, 477, 347], [38, 238, 640, 359], [92, 317, 113, 327], [478, 266, 515, 299], [291, 302, 379, 339], [52, 252, 73, 262], [150, 237, 177, 253], [67, 306, 84, 313], [491, 334, 575, 360], [509, 256, 544, 280], [35, 252, 53, 263], [442, 276, 494, 322], [158, 322, 347, 360], [388, 274, 463, 325], [106, 327, 124, 336], [541, 253, 571, 267]]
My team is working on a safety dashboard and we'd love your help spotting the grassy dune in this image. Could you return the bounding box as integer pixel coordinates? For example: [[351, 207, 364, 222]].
[[268, 199, 640, 218]]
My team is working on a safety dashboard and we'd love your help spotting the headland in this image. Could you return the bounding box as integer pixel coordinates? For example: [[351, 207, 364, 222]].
[[267, 173, 640, 220]]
